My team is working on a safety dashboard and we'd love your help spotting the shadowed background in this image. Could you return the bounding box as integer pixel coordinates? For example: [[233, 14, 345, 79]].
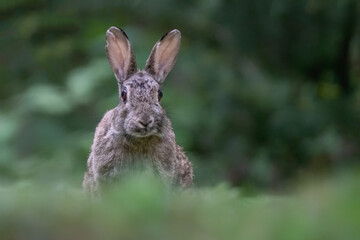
[[1, 0, 360, 191]]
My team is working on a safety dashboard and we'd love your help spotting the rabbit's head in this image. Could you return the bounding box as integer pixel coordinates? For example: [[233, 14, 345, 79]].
[[105, 27, 181, 138]]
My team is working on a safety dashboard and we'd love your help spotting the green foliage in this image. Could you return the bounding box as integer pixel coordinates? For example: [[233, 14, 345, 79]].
[[2, 1, 360, 238], [0, 172, 360, 239], [0, 0, 360, 189]]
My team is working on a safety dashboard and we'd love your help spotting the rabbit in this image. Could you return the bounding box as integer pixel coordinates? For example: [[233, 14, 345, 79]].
[[83, 26, 193, 195]]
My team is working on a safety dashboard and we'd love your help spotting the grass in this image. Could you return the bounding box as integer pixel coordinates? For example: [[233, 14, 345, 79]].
[[0, 171, 359, 240]]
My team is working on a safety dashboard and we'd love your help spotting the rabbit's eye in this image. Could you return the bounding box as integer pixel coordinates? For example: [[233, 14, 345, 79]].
[[158, 89, 163, 101], [121, 87, 127, 102]]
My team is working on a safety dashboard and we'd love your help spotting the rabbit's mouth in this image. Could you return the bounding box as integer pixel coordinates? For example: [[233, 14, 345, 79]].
[[131, 127, 158, 138]]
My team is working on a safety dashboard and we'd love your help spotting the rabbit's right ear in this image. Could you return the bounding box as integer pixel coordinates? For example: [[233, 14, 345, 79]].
[[145, 29, 181, 83], [106, 27, 137, 83]]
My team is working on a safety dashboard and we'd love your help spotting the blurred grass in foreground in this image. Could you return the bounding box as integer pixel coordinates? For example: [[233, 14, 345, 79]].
[[0, 171, 359, 240]]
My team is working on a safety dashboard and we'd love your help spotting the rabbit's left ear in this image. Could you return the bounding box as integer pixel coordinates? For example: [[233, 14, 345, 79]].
[[106, 27, 137, 83], [145, 29, 181, 83]]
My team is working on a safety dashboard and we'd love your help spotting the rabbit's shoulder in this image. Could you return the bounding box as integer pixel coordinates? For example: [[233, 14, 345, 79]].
[[93, 108, 120, 142], [176, 145, 193, 187]]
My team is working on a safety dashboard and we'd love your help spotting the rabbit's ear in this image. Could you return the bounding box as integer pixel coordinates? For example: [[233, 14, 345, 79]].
[[145, 29, 181, 83], [106, 27, 137, 83]]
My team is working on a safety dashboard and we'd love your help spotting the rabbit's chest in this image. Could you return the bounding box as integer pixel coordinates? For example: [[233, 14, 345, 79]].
[[111, 151, 158, 177], [99, 133, 174, 176]]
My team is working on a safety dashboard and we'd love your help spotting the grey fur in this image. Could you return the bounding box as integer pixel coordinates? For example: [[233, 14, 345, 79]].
[[83, 27, 193, 195]]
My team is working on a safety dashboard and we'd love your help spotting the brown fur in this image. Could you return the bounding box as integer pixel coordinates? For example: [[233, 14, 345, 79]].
[[83, 27, 193, 195]]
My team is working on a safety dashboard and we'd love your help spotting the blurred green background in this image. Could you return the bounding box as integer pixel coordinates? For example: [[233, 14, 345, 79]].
[[1, 0, 360, 190], [1, 1, 360, 239]]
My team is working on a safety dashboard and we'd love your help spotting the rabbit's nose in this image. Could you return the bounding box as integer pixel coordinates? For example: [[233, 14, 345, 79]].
[[138, 118, 153, 128]]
